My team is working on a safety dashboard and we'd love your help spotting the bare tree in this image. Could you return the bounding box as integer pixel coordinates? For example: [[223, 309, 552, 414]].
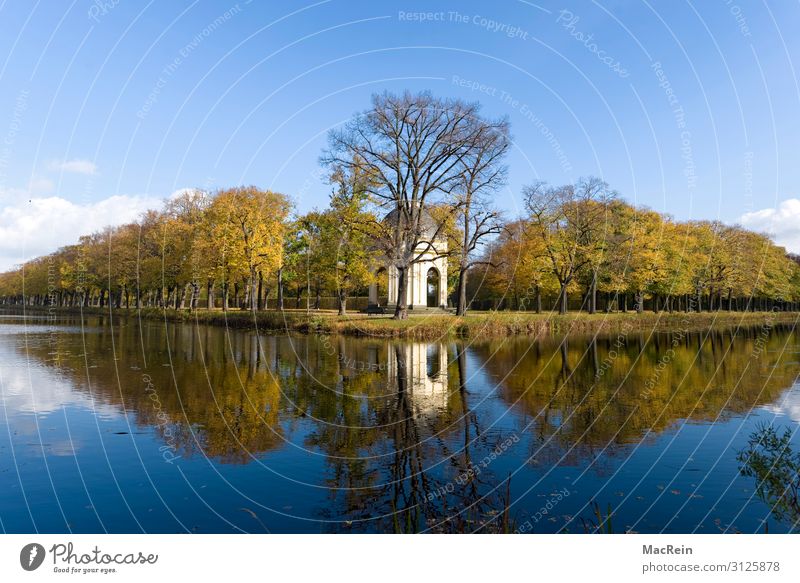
[[322, 91, 505, 319], [453, 119, 510, 316]]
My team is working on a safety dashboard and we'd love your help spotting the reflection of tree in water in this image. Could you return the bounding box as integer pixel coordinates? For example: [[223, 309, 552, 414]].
[[476, 326, 800, 467], [293, 341, 515, 533], [737, 425, 800, 529], [20, 316, 800, 532], [20, 319, 284, 463], [26, 322, 512, 530]]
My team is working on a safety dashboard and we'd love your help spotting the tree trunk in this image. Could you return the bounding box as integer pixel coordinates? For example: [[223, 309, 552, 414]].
[[189, 283, 199, 310], [337, 289, 347, 316], [179, 284, 188, 309], [277, 267, 284, 310], [257, 272, 264, 311], [557, 283, 568, 315], [394, 266, 409, 320], [249, 270, 258, 311], [535, 286, 542, 314], [456, 268, 468, 316]]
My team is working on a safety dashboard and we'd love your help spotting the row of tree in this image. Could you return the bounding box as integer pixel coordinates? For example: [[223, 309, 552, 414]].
[[474, 179, 800, 313], [0, 91, 798, 316], [0, 181, 380, 316]]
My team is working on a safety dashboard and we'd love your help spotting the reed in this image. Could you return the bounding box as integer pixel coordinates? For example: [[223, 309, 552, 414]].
[[580, 501, 614, 534]]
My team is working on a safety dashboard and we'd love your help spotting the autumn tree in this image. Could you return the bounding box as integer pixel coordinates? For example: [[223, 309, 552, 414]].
[[318, 167, 379, 315], [523, 178, 616, 314], [621, 207, 666, 313], [206, 187, 291, 311], [480, 220, 555, 311]]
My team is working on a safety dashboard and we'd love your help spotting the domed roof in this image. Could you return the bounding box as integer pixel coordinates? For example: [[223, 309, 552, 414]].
[[383, 205, 442, 240]]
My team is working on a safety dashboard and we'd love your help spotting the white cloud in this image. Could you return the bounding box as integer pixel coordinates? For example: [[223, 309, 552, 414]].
[[1, 340, 119, 420], [740, 198, 800, 254], [761, 386, 800, 423], [0, 194, 163, 271], [48, 158, 98, 175]]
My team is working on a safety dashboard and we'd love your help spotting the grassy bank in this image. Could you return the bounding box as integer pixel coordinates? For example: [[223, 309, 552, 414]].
[[6, 305, 798, 340]]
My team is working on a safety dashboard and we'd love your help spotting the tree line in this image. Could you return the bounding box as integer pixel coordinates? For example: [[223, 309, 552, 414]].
[[472, 179, 800, 314], [0, 182, 378, 316], [0, 91, 798, 317]]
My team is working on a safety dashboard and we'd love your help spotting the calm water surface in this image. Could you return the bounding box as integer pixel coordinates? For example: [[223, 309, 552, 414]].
[[1, 313, 799, 533]]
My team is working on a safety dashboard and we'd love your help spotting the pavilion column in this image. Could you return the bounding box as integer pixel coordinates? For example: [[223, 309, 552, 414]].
[[407, 267, 411, 306], [415, 264, 422, 307], [388, 266, 397, 305], [440, 267, 447, 308], [368, 281, 377, 305], [410, 263, 422, 305]]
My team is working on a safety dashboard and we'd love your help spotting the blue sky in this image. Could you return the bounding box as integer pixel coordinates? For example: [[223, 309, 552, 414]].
[[1, 0, 799, 269]]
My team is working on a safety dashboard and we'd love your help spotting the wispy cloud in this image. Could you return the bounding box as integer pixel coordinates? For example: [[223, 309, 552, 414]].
[[740, 198, 800, 254], [48, 158, 98, 175]]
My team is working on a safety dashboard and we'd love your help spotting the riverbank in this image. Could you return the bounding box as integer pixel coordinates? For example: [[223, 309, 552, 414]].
[[4, 306, 798, 339]]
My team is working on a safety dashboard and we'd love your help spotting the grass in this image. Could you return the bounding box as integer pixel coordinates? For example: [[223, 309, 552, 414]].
[[7, 305, 799, 340]]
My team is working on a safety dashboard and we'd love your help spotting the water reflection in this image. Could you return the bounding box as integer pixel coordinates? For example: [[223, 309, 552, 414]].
[[762, 391, 800, 423], [3, 315, 800, 533], [476, 328, 800, 450]]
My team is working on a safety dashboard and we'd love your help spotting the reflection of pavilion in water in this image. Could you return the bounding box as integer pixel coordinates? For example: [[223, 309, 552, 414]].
[[386, 342, 450, 413]]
